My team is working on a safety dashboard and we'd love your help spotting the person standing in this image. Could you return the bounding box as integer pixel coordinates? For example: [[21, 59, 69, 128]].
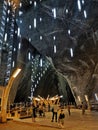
[[58, 109, 65, 128], [81, 102, 85, 115], [67, 105, 71, 116], [51, 103, 59, 122], [32, 103, 37, 122]]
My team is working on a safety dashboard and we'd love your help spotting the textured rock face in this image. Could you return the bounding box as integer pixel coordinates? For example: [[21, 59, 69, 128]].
[[0, 0, 98, 104], [16, 0, 98, 103]]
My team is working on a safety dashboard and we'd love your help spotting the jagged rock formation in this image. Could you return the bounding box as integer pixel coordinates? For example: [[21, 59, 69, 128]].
[[16, 0, 98, 103], [0, 0, 98, 104]]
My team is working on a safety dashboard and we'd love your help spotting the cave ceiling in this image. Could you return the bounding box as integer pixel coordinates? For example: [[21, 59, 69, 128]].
[[16, 0, 98, 57], [14, 0, 98, 100], [0, 0, 98, 102]]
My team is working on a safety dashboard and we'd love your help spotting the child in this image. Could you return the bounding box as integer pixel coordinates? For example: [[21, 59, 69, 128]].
[[58, 109, 65, 128]]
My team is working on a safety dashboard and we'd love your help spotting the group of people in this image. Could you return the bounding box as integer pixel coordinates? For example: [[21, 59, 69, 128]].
[[51, 105, 65, 128], [51, 103, 71, 128], [32, 102, 46, 122], [31, 100, 88, 129], [31, 99, 71, 129]]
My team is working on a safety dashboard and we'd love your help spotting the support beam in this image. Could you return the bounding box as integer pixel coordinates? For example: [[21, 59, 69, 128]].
[[0, 68, 21, 123]]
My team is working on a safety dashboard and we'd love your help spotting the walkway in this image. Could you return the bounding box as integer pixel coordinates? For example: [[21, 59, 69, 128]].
[[0, 109, 98, 130]]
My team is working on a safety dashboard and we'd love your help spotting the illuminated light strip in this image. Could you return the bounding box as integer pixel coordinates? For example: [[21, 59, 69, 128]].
[[54, 45, 56, 53], [52, 8, 56, 19], [34, 1, 37, 7], [85, 95, 88, 102], [82, 0, 85, 4], [18, 27, 20, 36], [19, 11, 23, 16], [30, 0, 32, 4], [68, 29, 71, 35], [77, 0, 81, 11], [28, 52, 31, 60], [34, 18, 37, 28], [40, 36, 42, 40], [53, 36, 56, 40], [70, 48, 73, 57], [95, 93, 98, 101], [84, 10, 87, 18], [40, 58, 43, 67], [13, 68, 21, 78], [78, 96, 81, 102], [4, 33, 7, 42]]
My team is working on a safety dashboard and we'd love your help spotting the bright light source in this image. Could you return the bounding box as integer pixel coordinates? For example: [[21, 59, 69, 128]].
[[52, 8, 56, 19], [18, 42, 21, 49], [66, 9, 68, 14], [18, 27, 20, 36], [8, 10, 10, 14], [70, 48, 73, 57], [77, 0, 81, 11], [4, 33, 7, 42], [85, 95, 88, 102], [29, 25, 32, 29], [68, 29, 71, 35], [7, 18, 9, 22], [19, 3, 22, 7], [54, 45, 56, 53], [20, 20, 23, 24], [8, 1, 11, 6], [78, 96, 81, 102], [84, 10, 87, 18], [14, 48, 16, 51], [82, 0, 85, 4], [60, 95, 63, 98], [95, 93, 98, 101], [29, 38, 31, 42], [34, 18, 37, 28], [34, 1, 37, 7], [40, 17, 42, 22], [30, 0, 32, 4], [28, 52, 31, 60], [37, 80, 39, 84], [13, 68, 21, 78], [40, 36, 42, 40], [19, 11, 23, 16], [53, 36, 56, 40], [40, 58, 43, 67]]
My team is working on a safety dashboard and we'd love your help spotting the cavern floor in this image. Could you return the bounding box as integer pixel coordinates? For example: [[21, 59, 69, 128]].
[[0, 109, 98, 130]]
